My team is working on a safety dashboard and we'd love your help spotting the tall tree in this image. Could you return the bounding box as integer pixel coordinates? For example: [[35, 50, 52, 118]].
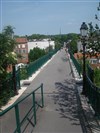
[[87, 22, 100, 59], [0, 26, 17, 81], [2, 25, 15, 38]]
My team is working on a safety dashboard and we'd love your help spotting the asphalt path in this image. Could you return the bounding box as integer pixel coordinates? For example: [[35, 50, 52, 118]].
[[0, 48, 83, 133]]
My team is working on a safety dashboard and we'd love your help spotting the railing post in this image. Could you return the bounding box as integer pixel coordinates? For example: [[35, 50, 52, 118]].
[[12, 65, 18, 95], [33, 92, 36, 125], [95, 87, 99, 116], [15, 104, 21, 133], [41, 83, 44, 108]]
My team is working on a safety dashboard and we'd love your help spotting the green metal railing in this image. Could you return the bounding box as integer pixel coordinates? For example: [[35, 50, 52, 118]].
[[87, 64, 94, 82], [68, 50, 100, 116], [0, 83, 44, 133], [26, 50, 58, 78], [86, 76, 100, 116], [0, 49, 57, 113], [68, 50, 82, 76]]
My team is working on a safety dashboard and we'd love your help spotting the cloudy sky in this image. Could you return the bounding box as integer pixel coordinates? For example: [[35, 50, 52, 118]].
[[0, 0, 99, 35]]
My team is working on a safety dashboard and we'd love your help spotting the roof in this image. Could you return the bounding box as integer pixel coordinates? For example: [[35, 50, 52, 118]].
[[74, 52, 100, 59], [16, 38, 28, 43]]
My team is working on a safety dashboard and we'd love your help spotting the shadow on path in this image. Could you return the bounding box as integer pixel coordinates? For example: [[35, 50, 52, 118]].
[[51, 79, 81, 126], [76, 84, 100, 133]]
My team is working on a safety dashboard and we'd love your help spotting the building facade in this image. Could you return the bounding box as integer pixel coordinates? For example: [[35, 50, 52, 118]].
[[28, 39, 55, 53], [15, 38, 28, 64]]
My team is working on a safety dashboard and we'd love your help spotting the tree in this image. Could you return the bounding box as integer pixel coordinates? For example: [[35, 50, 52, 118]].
[[68, 33, 79, 53], [87, 2, 100, 59], [87, 22, 100, 59], [54, 41, 61, 50], [28, 47, 46, 62], [70, 39, 78, 53], [2, 25, 15, 38], [0, 26, 17, 81]]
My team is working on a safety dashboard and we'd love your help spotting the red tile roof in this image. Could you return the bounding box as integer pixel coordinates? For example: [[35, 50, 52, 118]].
[[74, 52, 100, 59], [16, 38, 27, 43]]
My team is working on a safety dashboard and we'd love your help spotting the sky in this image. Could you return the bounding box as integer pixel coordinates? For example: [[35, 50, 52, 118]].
[[0, 0, 100, 35]]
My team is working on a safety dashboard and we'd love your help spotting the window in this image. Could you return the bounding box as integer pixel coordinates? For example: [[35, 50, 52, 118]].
[[90, 59, 98, 64], [19, 49, 21, 53], [22, 49, 26, 53], [22, 44, 26, 48], [18, 45, 21, 48]]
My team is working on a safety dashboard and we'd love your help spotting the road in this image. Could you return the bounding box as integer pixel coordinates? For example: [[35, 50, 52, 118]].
[[0, 48, 83, 133]]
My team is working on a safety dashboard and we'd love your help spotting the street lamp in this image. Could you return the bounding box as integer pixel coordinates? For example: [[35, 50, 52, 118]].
[[80, 22, 88, 95]]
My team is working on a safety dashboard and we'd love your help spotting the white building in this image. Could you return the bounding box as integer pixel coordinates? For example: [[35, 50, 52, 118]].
[[28, 40, 55, 53]]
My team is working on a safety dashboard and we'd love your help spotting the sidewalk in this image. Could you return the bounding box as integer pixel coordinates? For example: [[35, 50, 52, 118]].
[[0, 48, 84, 133], [26, 48, 83, 133], [69, 52, 100, 133], [1, 48, 100, 133]]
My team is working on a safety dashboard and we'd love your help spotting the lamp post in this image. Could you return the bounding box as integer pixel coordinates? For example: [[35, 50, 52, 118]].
[[80, 22, 88, 95]]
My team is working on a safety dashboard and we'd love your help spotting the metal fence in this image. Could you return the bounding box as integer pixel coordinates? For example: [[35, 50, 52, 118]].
[[86, 76, 100, 116], [87, 64, 94, 82], [0, 83, 44, 133], [68, 50, 82, 76], [25, 50, 58, 78], [68, 50, 100, 116], [0, 50, 58, 108], [0, 68, 20, 106]]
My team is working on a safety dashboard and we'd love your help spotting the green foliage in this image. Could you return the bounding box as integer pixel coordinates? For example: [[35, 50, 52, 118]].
[[20, 67, 28, 80], [51, 34, 67, 44], [0, 25, 17, 108], [0, 26, 17, 81], [29, 47, 46, 62], [27, 34, 47, 41], [3, 25, 15, 38], [67, 34, 79, 54], [70, 39, 78, 54], [87, 22, 100, 58], [94, 68, 100, 87], [66, 33, 79, 41], [55, 42, 61, 50], [0, 74, 15, 108], [45, 45, 53, 52], [0, 89, 14, 108]]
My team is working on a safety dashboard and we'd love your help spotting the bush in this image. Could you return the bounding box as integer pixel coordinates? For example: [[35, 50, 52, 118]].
[[29, 47, 46, 62], [20, 67, 28, 80], [94, 68, 100, 87]]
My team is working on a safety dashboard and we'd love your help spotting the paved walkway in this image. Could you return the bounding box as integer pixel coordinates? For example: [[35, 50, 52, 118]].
[[0, 49, 83, 133]]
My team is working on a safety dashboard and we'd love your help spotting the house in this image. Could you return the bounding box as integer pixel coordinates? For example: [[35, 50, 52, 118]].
[[28, 39, 55, 53], [15, 38, 28, 64], [74, 52, 100, 69]]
